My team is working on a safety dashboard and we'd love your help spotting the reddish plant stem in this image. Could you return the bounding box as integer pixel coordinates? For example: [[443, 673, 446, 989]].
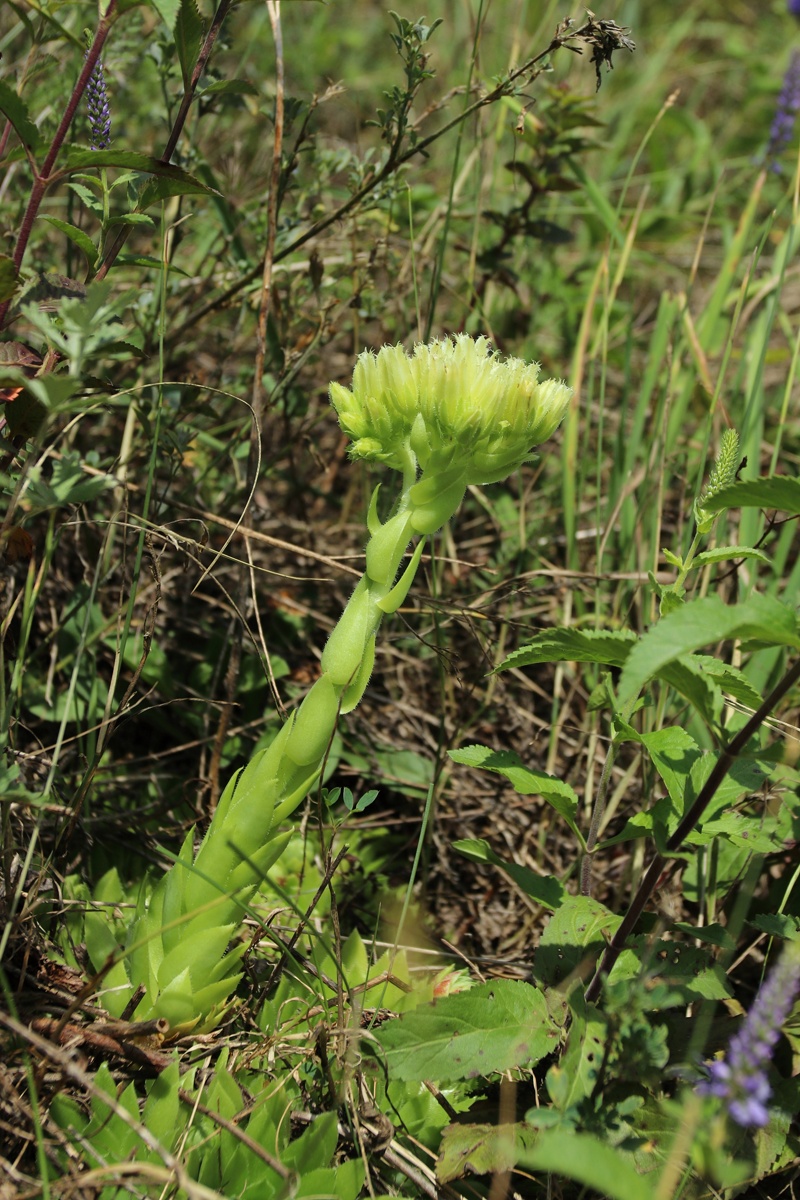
[[584, 653, 800, 1004], [0, 5, 118, 331], [93, 0, 235, 283]]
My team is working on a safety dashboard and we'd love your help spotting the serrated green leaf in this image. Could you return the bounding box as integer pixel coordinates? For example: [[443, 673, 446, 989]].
[[692, 545, 770, 567], [449, 745, 581, 837], [175, 0, 205, 87], [62, 151, 213, 203], [618, 594, 800, 705], [375, 980, 558, 1082], [499, 627, 636, 673], [0, 79, 40, 152], [517, 1130, 654, 1200], [437, 1121, 539, 1183], [39, 217, 97, 265], [750, 913, 800, 939], [451, 838, 566, 911], [704, 475, 800, 516], [151, 0, 181, 28], [692, 655, 763, 709]]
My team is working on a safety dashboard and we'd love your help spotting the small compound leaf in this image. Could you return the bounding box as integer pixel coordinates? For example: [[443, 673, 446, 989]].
[[517, 1130, 655, 1200], [437, 1121, 539, 1183], [499, 627, 636, 673], [618, 594, 800, 705], [452, 838, 566, 911], [374, 980, 559, 1083], [704, 475, 800, 516]]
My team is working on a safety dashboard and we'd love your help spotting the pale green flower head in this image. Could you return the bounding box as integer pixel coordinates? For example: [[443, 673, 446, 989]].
[[329, 334, 571, 485]]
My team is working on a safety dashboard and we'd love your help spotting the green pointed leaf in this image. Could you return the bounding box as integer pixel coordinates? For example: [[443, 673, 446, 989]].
[[517, 1130, 655, 1200], [451, 838, 566, 911], [704, 475, 800, 516], [618, 594, 800, 705], [199, 78, 260, 98], [62, 151, 212, 201], [499, 627, 636, 673], [375, 980, 559, 1082], [0, 80, 40, 152], [175, 0, 205, 88], [38, 217, 97, 265], [449, 745, 581, 837]]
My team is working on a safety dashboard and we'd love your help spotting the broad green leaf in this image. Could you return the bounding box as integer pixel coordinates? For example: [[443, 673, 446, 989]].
[[499, 627, 636, 673], [692, 544, 770, 567], [0, 255, 19, 302], [704, 475, 800, 516], [175, 0, 205, 88], [437, 1121, 539, 1183], [534, 895, 619, 987], [375, 980, 558, 1082], [451, 838, 566, 911], [449, 745, 581, 838], [296, 1161, 364, 1200], [618, 594, 800, 705], [517, 1130, 654, 1200], [0, 79, 40, 151], [39, 217, 97, 265]]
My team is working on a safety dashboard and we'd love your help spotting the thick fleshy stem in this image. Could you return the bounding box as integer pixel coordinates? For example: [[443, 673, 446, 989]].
[[123, 466, 463, 1032]]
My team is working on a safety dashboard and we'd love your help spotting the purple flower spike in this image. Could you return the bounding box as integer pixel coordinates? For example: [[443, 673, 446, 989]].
[[789, 0, 800, 19], [767, 49, 800, 171], [85, 55, 111, 151], [699, 942, 800, 1128]]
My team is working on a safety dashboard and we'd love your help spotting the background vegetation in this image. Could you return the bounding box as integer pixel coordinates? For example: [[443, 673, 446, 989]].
[[2, 0, 800, 1195]]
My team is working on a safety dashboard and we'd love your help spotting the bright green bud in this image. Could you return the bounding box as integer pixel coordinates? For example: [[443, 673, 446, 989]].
[[330, 335, 571, 482], [694, 429, 741, 534]]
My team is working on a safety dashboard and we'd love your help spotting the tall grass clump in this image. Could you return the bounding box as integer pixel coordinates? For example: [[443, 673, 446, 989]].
[[2, 2, 800, 1198]]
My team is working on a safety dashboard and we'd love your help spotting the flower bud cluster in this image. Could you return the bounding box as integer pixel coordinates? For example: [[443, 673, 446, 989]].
[[85, 54, 111, 150], [330, 335, 571, 491]]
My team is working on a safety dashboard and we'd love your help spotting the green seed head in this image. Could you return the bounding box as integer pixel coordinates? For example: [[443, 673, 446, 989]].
[[329, 334, 571, 484]]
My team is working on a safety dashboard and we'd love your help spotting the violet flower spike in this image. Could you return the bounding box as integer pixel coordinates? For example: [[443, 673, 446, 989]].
[[789, 0, 800, 20], [767, 48, 800, 171], [85, 54, 111, 151], [699, 942, 800, 1128]]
